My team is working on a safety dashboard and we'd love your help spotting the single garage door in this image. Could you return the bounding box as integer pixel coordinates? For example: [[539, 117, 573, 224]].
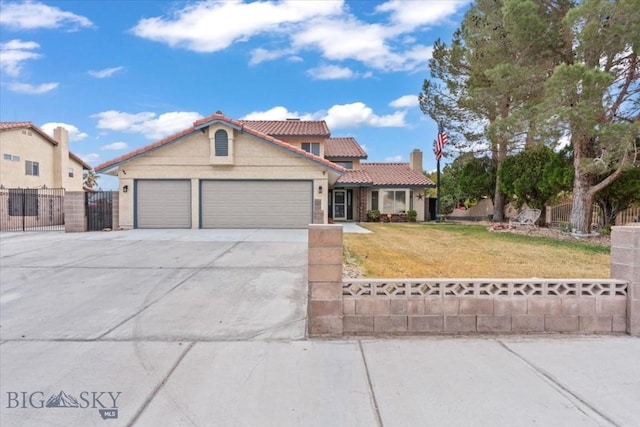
[[136, 180, 191, 228], [201, 180, 312, 228]]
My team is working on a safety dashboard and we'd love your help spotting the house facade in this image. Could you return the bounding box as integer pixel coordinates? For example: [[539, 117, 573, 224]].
[[95, 112, 434, 229], [0, 122, 91, 230], [0, 122, 89, 190]]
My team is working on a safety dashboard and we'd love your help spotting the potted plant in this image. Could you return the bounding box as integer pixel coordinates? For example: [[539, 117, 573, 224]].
[[407, 209, 417, 222], [366, 209, 381, 222]]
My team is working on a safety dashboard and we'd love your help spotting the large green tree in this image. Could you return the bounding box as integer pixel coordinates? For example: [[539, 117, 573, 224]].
[[542, 0, 640, 233], [419, 0, 571, 221]]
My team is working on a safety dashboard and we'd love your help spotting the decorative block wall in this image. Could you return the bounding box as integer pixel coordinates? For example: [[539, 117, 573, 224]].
[[111, 191, 119, 231], [64, 191, 86, 232], [611, 226, 640, 335], [307, 225, 638, 337], [307, 225, 343, 337]]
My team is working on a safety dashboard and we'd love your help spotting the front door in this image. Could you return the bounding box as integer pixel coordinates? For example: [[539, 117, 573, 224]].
[[333, 190, 346, 220]]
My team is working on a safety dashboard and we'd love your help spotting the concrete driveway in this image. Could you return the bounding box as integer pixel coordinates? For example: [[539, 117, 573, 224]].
[[2, 230, 640, 427], [0, 229, 309, 341]]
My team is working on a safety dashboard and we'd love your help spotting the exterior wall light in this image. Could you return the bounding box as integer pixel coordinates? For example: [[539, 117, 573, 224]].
[[318, 185, 323, 194], [123, 185, 128, 193]]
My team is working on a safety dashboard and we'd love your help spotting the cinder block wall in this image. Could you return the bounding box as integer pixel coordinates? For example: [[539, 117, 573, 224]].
[[64, 191, 86, 232], [307, 225, 343, 337], [111, 191, 120, 231], [611, 226, 640, 335], [307, 225, 637, 337], [342, 290, 627, 335]]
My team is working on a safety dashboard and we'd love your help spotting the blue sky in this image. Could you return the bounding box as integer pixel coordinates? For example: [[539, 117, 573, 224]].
[[0, 0, 471, 189]]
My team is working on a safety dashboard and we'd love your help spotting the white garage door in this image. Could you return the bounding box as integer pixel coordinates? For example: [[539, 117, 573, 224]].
[[136, 180, 191, 228], [201, 180, 312, 228]]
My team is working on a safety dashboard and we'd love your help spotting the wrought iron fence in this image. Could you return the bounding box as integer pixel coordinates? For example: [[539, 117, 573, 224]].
[[86, 191, 113, 231], [0, 188, 65, 231]]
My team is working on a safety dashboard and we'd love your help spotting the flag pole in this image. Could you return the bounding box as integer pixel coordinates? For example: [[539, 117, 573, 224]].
[[436, 155, 441, 222]]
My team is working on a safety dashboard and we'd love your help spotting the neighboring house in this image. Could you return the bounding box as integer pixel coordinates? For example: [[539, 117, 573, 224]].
[[0, 122, 91, 230], [0, 122, 90, 190], [95, 111, 434, 229]]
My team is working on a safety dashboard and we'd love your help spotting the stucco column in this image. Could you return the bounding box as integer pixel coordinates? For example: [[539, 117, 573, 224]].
[[611, 225, 640, 335], [308, 224, 343, 337], [191, 179, 199, 229]]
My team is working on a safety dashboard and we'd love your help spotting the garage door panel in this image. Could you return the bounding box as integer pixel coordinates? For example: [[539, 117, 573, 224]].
[[201, 180, 311, 228], [136, 180, 191, 228]]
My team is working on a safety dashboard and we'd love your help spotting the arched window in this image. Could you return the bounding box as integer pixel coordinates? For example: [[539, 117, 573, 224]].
[[214, 129, 228, 156]]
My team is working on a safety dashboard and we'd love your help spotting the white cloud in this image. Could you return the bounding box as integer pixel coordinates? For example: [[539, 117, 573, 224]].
[[307, 64, 357, 80], [131, 1, 342, 53], [0, 39, 41, 77], [88, 66, 124, 78], [243, 102, 406, 129], [92, 110, 203, 140], [389, 94, 419, 108], [241, 106, 316, 121], [100, 142, 129, 150], [325, 102, 406, 129], [6, 82, 58, 94], [384, 155, 403, 162], [80, 153, 100, 164], [130, 0, 466, 73], [376, 1, 470, 30], [41, 122, 88, 142], [0, 1, 94, 30]]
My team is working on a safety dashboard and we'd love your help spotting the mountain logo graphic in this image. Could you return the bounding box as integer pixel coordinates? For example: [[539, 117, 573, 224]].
[[45, 391, 80, 408]]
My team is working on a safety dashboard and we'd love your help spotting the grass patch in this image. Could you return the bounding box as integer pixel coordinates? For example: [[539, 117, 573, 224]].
[[344, 223, 610, 278]]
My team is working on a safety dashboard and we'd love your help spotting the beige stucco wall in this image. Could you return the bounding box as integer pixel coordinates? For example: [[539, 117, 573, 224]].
[[278, 136, 325, 158], [0, 129, 84, 190], [115, 125, 329, 229]]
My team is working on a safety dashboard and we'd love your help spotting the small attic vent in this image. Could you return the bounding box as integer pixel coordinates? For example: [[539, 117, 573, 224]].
[[286, 118, 301, 121]]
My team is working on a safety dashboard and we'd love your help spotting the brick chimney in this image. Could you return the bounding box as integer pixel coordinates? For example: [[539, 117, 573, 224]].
[[409, 149, 423, 172], [52, 127, 69, 188]]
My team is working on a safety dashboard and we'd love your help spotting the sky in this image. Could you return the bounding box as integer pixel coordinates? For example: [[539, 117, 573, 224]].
[[0, 0, 471, 189]]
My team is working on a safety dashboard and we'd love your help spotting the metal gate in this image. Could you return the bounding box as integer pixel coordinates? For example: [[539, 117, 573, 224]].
[[86, 191, 113, 231], [0, 188, 65, 231]]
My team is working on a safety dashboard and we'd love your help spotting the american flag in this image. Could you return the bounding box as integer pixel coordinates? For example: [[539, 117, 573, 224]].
[[434, 123, 448, 161]]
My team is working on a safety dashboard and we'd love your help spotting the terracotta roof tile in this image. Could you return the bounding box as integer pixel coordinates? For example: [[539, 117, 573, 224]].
[[239, 119, 330, 138], [324, 137, 367, 159], [0, 121, 91, 170], [336, 170, 372, 185], [337, 163, 434, 186], [95, 113, 344, 174]]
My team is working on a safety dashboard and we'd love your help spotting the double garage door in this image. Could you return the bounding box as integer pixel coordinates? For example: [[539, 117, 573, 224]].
[[135, 180, 312, 229]]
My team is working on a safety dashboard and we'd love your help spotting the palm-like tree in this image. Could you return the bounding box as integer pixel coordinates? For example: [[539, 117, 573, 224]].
[[83, 169, 99, 189]]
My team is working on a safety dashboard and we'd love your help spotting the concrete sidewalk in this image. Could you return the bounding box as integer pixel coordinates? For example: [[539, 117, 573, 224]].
[[1, 337, 639, 426], [2, 231, 639, 426]]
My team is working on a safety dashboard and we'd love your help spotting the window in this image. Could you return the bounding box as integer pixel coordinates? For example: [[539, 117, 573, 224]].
[[371, 190, 379, 211], [334, 161, 353, 169], [68, 167, 74, 178], [8, 189, 38, 216], [3, 153, 20, 161], [301, 142, 320, 156], [382, 190, 406, 213], [25, 160, 39, 176], [214, 129, 228, 156]]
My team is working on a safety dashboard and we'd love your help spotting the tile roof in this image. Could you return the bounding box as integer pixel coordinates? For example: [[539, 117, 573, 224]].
[[0, 121, 91, 170], [95, 112, 345, 174], [324, 137, 368, 159], [337, 163, 435, 187], [238, 119, 330, 138]]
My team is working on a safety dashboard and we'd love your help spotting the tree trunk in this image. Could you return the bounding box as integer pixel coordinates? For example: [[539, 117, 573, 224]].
[[493, 177, 506, 222], [570, 172, 594, 234]]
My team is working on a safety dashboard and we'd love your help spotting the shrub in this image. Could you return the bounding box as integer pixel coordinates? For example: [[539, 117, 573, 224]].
[[407, 209, 417, 222], [367, 209, 381, 222]]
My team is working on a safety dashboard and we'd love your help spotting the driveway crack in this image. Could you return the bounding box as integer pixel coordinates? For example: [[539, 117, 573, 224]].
[[497, 340, 619, 427]]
